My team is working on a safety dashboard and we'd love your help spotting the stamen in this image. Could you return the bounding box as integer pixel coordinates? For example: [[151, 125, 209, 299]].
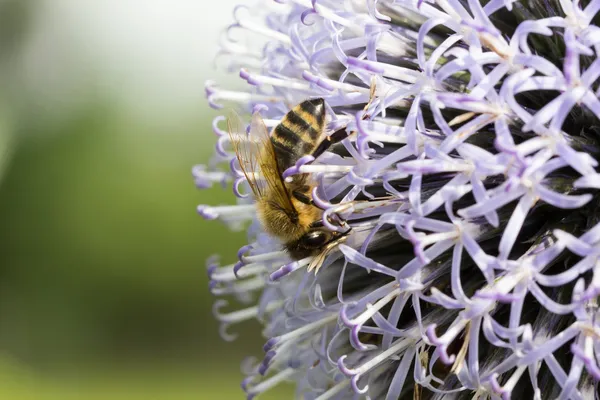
[[314, 379, 350, 400], [245, 368, 296, 399], [266, 313, 338, 351], [205, 81, 284, 109], [338, 336, 417, 378], [210, 276, 265, 296], [291, 0, 358, 30], [242, 251, 288, 264], [232, 6, 293, 45], [302, 71, 372, 94], [197, 204, 255, 221], [270, 258, 311, 281], [240, 68, 312, 90], [341, 288, 400, 327], [209, 262, 267, 282], [213, 300, 283, 341]]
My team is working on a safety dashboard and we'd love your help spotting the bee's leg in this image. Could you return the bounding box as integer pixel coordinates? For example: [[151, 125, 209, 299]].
[[307, 205, 350, 231], [310, 106, 375, 161], [292, 190, 313, 206], [310, 80, 377, 162], [309, 217, 348, 233], [309, 127, 352, 161], [335, 225, 353, 239], [309, 213, 350, 240]]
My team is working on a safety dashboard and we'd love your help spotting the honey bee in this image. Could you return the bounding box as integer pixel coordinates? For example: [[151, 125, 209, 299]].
[[229, 98, 351, 268]]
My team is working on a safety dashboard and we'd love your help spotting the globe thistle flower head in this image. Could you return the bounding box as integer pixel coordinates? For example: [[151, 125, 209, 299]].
[[196, 0, 600, 398]]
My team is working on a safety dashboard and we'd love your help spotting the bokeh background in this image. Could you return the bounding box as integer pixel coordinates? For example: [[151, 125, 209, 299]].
[[0, 1, 289, 398]]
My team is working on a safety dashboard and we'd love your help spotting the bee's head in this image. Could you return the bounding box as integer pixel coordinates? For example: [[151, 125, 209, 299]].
[[300, 229, 333, 249], [286, 229, 334, 260]]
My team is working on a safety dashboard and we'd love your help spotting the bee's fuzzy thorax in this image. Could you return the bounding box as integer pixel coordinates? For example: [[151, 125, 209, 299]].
[[256, 194, 321, 243]]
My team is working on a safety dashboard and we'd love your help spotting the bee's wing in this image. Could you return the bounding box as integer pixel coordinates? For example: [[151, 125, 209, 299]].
[[228, 112, 297, 216], [250, 112, 297, 215], [228, 111, 265, 199]]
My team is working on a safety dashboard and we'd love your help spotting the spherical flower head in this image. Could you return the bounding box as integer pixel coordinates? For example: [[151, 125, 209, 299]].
[[196, 0, 600, 398]]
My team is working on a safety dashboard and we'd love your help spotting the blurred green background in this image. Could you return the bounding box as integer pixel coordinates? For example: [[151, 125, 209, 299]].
[[0, 1, 289, 398]]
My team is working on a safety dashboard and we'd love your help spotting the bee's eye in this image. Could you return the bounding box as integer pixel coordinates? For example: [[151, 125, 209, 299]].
[[300, 230, 330, 248]]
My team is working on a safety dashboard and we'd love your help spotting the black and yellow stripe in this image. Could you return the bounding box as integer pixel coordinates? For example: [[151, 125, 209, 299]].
[[270, 98, 325, 172]]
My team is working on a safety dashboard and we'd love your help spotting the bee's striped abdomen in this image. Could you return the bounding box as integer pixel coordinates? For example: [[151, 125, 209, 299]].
[[271, 98, 325, 172]]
